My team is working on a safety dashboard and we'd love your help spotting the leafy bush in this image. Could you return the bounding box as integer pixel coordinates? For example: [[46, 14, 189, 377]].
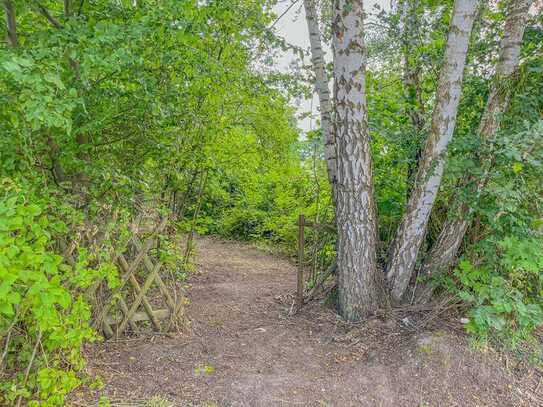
[[454, 236, 543, 347], [218, 207, 267, 241], [0, 179, 119, 405]]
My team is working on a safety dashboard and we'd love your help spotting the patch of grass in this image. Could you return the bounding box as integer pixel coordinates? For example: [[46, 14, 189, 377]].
[[209, 319, 224, 326], [418, 344, 434, 355], [146, 396, 175, 407], [97, 395, 174, 407]]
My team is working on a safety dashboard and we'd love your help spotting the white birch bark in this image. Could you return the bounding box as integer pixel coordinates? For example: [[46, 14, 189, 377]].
[[303, 0, 337, 200], [333, 0, 383, 320], [386, 0, 479, 302], [415, 0, 533, 302]]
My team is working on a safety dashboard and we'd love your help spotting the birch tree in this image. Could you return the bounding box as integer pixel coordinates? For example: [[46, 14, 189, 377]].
[[386, 0, 479, 302], [303, 0, 337, 201], [415, 0, 534, 302], [333, 0, 383, 320]]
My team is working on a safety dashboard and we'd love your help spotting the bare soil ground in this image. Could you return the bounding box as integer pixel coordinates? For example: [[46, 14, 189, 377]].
[[79, 237, 542, 406]]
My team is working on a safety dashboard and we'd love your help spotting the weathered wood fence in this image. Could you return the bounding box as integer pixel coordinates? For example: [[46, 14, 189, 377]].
[[296, 213, 335, 307], [62, 216, 186, 339]]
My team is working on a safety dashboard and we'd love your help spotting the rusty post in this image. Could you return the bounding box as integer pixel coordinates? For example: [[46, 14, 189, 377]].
[[297, 213, 305, 308]]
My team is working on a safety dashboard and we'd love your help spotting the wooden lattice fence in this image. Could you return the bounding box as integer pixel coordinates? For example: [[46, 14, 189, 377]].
[[62, 216, 186, 339]]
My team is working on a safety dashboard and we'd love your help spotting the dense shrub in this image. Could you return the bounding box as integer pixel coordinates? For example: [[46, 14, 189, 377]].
[[454, 236, 543, 346], [0, 178, 120, 405]]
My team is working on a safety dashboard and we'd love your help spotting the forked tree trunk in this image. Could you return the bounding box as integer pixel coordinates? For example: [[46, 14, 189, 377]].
[[386, 0, 478, 303], [415, 0, 533, 302], [303, 0, 337, 201], [333, 0, 383, 320]]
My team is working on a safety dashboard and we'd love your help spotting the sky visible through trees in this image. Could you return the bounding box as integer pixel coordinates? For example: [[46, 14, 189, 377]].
[[273, 0, 390, 132]]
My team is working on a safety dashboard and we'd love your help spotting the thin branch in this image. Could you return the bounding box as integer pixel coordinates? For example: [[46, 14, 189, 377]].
[[269, 0, 300, 29], [34, 2, 63, 29], [77, 0, 84, 16], [16, 330, 43, 407], [0, 304, 24, 372], [93, 133, 136, 147]]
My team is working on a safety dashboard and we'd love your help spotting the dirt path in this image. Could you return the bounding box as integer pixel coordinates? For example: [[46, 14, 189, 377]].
[[82, 237, 539, 406]]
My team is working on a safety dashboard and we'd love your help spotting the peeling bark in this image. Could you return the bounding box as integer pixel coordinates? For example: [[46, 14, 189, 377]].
[[303, 0, 337, 202], [333, 0, 383, 320], [386, 0, 478, 303], [415, 0, 533, 303]]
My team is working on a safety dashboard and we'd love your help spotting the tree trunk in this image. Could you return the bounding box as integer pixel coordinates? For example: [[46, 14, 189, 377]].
[[415, 0, 533, 302], [64, 0, 71, 18], [35, 3, 91, 198], [46, 136, 68, 185], [303, 0, 337, 202], [3, 0, 18, 48], [386, 0, 478, 303], [333, 0, 383, 321]]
